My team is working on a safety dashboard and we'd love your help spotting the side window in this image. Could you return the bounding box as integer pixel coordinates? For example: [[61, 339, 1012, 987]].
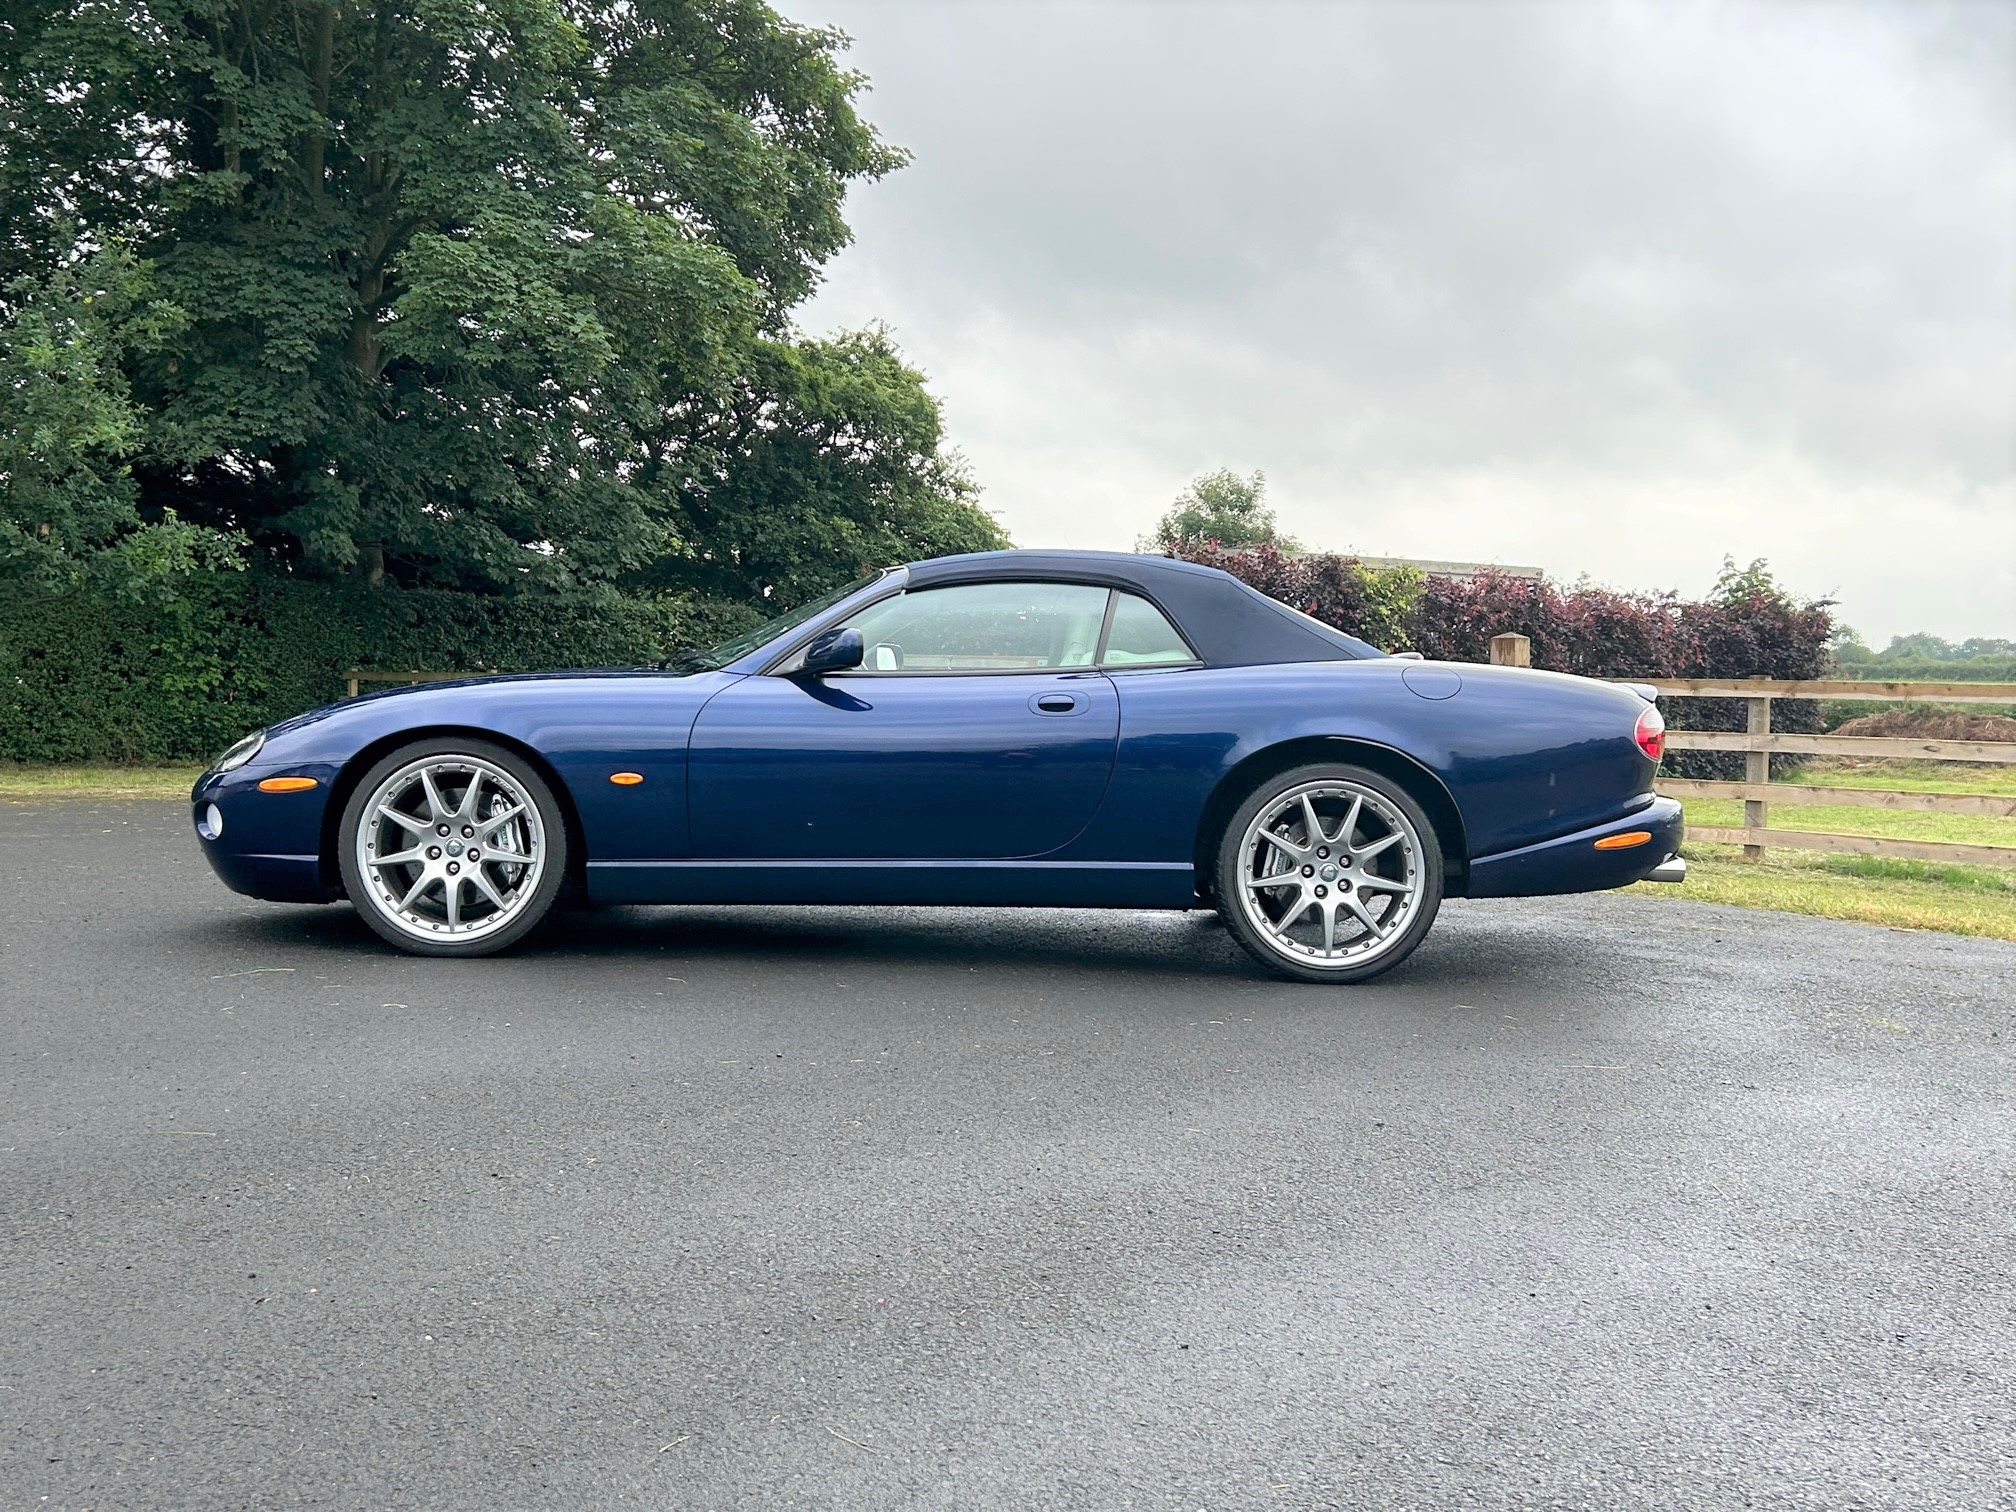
[[845, 582, 1111, 673], [1100, 592, 1194, 666]]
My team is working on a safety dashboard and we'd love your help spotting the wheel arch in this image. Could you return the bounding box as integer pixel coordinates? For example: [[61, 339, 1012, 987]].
[[1193, 736, 1471, 899], [317, 726, 589, 896]]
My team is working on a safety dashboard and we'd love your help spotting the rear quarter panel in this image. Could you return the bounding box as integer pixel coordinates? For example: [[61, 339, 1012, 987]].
[[1061, 659, 1655, 865]]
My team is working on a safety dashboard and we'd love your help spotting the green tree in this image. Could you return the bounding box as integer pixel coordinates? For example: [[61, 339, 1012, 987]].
[[0, 0, 999, 598], [1142, 468, 1296, 552], [1877, 632, 1957, 661], [634, 326, 1005, 604], [1710, 554, 1790, 606], [0, 252, 150, 577], [0, 246, 244, 596]]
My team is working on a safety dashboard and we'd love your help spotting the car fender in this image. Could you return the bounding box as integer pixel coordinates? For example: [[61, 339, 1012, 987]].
[[201, 671, 745, 873]]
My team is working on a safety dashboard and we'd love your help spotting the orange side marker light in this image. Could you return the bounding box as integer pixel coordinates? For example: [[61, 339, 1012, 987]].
[[256, 776, 319, 793], [610, 772, 645, 786], [1594, 830, 1653, 851]]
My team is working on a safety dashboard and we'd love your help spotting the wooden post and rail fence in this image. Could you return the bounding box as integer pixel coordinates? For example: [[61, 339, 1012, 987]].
[[1485, 634, 2016, 870], [344, 640, 2016, 871], [343, 668, 494, 699]]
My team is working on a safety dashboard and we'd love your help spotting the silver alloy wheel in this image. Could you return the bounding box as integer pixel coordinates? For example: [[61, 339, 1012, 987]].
[[1233, 778, 1427, 970], [352, 755, 546, 943]]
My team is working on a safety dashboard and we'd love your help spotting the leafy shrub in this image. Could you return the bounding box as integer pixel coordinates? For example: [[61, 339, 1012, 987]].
[[1178, 546, 1835, 778], [0, 576, 756, 763], [1828, 655, 2016, 683], [1174, 541, 1422, 651]]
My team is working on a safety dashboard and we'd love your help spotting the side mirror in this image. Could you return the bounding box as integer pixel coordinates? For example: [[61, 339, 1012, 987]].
[[799, 626, 864, 675]]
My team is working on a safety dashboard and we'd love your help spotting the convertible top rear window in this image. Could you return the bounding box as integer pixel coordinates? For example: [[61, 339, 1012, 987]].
[[1104, 592, 1194, 666]]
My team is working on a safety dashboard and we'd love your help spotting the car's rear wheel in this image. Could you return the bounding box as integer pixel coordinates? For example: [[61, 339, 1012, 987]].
[[337, 738, 568, 957], [1215, 763, 1443, 983]]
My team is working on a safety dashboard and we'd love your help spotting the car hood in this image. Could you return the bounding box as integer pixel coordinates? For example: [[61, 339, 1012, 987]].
[[262, 666, 691, 739]]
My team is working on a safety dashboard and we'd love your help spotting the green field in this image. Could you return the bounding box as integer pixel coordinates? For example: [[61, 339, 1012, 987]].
[[1678, 798, 2016, 848], [1779, 760, 2016, 796], [1677, 760, 2016, 847], [1637, 763, 2016, 939]]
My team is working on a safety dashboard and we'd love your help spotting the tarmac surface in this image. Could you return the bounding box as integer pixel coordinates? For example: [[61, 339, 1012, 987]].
[[4, 797, 2014, 1510]]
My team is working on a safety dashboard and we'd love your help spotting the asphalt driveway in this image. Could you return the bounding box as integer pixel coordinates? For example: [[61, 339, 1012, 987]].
[[4, 798, 2014, 1510]]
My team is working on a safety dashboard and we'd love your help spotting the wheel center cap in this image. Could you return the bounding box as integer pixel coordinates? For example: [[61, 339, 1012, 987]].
[[1319, 864, 1338, 881], [446, 840, 465, 857]]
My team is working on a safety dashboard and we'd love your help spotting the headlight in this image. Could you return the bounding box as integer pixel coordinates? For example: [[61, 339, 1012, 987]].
[[214, 730, 266, 772]]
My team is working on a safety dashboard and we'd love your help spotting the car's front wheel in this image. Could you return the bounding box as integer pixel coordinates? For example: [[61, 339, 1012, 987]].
[[1215, 763, 1443, 983], [337, 738, 569, 957]]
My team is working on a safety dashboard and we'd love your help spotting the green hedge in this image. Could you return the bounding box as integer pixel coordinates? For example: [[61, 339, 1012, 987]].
[[1829, 656, 2016, 683], [0, 576, 755, 763]]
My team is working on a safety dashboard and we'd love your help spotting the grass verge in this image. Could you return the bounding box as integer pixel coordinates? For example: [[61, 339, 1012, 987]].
[[1629, 840, 2016, 940], [0, 764, 205, 801]]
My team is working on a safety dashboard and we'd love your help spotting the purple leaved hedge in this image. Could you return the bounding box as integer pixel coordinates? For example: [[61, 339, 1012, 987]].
[[1175, 544, 1835, 777]]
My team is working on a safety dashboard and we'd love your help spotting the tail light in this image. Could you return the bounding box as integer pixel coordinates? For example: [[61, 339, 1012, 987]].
[[1634, 703, 1665, 763]]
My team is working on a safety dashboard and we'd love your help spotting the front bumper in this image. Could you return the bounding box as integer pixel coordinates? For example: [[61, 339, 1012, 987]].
[[191, 761, 342, 903], [198, 844, 335, 903], [1463, 795, 1685, 899]]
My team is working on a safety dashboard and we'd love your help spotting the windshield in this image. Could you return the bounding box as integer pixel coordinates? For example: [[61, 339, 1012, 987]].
[[668, 571, 890, 672]]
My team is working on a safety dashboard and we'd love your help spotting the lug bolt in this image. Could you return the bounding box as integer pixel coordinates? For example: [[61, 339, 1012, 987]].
[[1301, 865, 1314, 876], [427, 846, 442, 859], [462, 825, 474, 838], [437, 823, 450, 836], [467, 849, 480, 860], [447, 861, 460, 875], [1314, 885, 1329, 898], [1317, 846, 1330, 859]]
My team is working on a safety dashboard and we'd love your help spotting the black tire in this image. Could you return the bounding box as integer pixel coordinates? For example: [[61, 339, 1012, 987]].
[[1214, 762, 1444, 984], [337, 737, 570, 958]]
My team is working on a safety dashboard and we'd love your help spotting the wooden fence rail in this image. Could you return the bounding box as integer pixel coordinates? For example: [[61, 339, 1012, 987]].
[[1642, 677, 2016, 869], [343, 668, 493, 698]]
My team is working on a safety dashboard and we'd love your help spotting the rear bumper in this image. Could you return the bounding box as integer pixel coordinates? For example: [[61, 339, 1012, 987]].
[[1464, 796, 1685, 898]]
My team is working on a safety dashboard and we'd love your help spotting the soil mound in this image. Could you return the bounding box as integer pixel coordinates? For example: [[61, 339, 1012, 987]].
[[1832, 708, 2016, 742]]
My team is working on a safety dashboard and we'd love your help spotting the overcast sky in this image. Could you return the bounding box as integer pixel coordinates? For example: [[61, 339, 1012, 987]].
[[785, 0, 2015, 643]]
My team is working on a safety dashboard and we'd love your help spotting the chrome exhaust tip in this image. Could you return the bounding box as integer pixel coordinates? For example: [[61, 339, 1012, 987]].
[[1645, 856, 1687, 883]]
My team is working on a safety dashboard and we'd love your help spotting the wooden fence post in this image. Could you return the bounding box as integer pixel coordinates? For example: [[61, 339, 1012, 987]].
[[1744, 696, 1771, 861], [1489, 634, 1531, 668]]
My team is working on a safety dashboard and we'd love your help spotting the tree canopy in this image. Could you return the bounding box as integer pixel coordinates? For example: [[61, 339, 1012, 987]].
[[0, 0, 1004, 601], [1141, 468, 1295, 553]]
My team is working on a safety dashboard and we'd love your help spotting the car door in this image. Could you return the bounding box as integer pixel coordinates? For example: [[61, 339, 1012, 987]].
[[687, 581, 1121, 860]]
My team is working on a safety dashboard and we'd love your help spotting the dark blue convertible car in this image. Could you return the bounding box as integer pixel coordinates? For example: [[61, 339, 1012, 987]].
[[192, 550, 1683, 982]]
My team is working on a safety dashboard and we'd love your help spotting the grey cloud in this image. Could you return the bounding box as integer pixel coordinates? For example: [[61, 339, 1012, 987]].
[[791, 0, 2015, 636]]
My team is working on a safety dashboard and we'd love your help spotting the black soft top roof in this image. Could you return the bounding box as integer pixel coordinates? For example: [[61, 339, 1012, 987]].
[[904, 550, 1386, 667]]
